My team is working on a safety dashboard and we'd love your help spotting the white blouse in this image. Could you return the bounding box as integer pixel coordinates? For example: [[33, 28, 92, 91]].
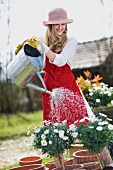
[[50, 36, 77, 69]]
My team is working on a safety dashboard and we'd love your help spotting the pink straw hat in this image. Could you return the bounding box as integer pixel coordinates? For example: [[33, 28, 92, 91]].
[[43, 8, 74, 26]]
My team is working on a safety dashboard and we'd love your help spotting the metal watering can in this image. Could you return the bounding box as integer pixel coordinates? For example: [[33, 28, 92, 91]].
[[7, 39, 59, 99]]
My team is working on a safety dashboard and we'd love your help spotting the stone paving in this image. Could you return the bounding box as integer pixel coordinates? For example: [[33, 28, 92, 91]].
[[0, 136, 39, 169]]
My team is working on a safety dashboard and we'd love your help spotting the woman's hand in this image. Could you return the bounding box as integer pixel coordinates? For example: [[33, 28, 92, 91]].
[[30, 36, 50, 54], [37, 42, 50, 54]]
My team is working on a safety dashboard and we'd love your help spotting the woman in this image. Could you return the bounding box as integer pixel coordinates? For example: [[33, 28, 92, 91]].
[[36, 7, 95, 127], [38, 8, 113, 167]]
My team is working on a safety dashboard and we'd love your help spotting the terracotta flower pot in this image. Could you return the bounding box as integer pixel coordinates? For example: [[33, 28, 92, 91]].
[[64, 158, 74, 166], [53, 167, 86, 170], [19, 156, 42, 166], [52, 167, 63, 170], [82, 161, 100, 170], [45, 158, 73, 170], [10, 164, 45, 170], [69, 144, 84, 158], [45, 161, 56, 170], [65, 164, 85, 169], [73, 149, 98, 164]]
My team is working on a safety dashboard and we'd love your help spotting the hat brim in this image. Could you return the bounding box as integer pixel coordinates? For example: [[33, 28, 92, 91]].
[[43, 19, 74, 26]]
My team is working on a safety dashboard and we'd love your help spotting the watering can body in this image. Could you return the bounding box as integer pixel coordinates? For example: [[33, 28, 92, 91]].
[[7, 41, 45, 88]]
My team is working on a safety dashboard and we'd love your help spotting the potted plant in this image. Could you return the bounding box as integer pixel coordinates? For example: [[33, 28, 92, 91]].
[[29, 120, 78, 169], [75, 113, 113, 169]]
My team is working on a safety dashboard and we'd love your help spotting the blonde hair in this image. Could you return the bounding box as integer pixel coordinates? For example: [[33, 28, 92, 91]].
[[45, 24, 68, 53]]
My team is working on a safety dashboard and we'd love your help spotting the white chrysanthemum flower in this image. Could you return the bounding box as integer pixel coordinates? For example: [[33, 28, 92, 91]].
[[89, 89, 93, 92], [107, 118, 112, 121], [89, 92, 93, 96], [96, 99, 100, 103], [108, 124, 113, 130], [66, 129, 69, 133], [54, 129, 58, 133], [110, 87, 113, 90], [59, 133, 64, 138], [62, 120, 67, 125], [93, 83, 96, 87], [89, 126, 94, 129], [59, 130, 64, 135], [41, 134, 46, 139], [96, 118, 102, 122], [49, 140, 52, 144], [100, 91, 103, 94], [103, 121, 108, 125], [63, 136, 68, 140], [54, 123, 58, 126], [41, 140, 47, 146], [111, 100, 113, 105], [34, 128, 40, 133], [27, 130, 30, 135], [108, 92, 111, 96], [94, 86, 101, 90], [96, 126, 103, 131], [85, 79, 90, 83], [31, 134, 35, 140], [59, 130, 64, 138], [104, 91, 109, 94], [101, 82, 105, 86], [46, 121, 51, 125], [44, 129, 49, 134], [98, 113, 107, 118], [98, 121, 108, 125], [28, 125, 31, 129], [42, 120, 51, 125], [72, 132, 78, 138], [69, 124, 75, 131]]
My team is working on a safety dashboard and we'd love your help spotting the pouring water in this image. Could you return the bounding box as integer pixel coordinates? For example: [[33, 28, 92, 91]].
[[51, 88, 61, 101]]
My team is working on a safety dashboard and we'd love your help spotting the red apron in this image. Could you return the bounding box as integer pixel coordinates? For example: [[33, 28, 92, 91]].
[[42, 57, 88, 127]]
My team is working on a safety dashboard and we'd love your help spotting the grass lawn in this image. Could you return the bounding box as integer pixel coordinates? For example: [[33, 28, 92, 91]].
[[0, 111, 43, 141]]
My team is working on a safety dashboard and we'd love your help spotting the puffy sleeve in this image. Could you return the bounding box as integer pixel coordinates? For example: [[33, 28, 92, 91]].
[[50, 36, 77, 68]]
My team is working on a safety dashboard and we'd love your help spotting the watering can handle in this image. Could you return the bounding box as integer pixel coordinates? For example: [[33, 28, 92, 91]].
[[37, 72, 47, 90], [25, 39, 48, 92], [35, 40, 46, 70]]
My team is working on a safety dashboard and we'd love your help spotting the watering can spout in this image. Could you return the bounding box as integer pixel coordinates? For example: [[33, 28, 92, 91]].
[[26, 82, 52, 95], [26, 83, 60, 101]]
